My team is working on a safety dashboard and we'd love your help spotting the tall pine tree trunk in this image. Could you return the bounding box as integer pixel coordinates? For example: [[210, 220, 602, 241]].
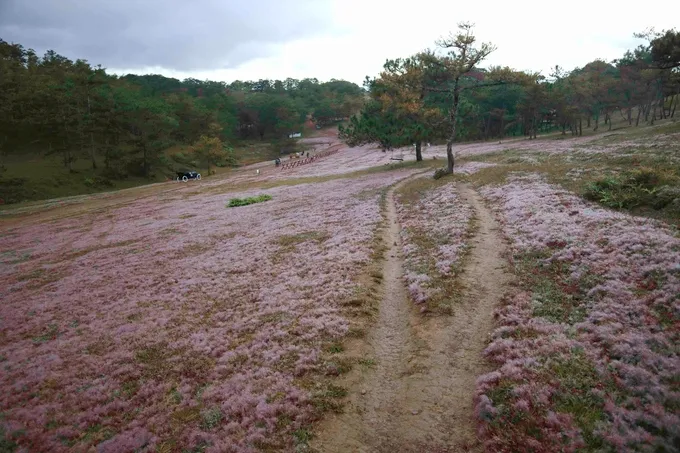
[[415, 141, 422, 162], [446, 78, 460, 174], [143, 143, 149, 177], [666, 95, 674, 118], [90, 134, 97, 169], [87, 95, 97, 170], [636, 105, 643, 126], [63, 141, 73, 173], [104, 137, 110, 169], [644, 101, 652, 122]]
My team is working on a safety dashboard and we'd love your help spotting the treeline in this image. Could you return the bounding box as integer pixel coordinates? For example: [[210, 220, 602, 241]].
[[0, 39, 364, 180], [341, 25, 680, 171]]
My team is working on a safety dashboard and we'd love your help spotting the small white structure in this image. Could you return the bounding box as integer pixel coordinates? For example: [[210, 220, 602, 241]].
[[288, 132, 302, 138], [256, 169, 260, 175]]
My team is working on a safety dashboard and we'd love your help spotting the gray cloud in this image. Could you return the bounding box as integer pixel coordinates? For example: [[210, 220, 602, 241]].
[[0, 0, 336, 71]]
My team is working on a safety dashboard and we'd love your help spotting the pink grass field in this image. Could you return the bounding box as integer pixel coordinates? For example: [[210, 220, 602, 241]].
[[0, 170, 415, 452], [2, 125, 678, 452], [245, 143, 499, 181], [475, 174, 680, 452]]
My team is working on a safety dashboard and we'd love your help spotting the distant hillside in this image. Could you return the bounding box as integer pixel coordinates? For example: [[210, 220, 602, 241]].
[[0, 39, 364, 204]]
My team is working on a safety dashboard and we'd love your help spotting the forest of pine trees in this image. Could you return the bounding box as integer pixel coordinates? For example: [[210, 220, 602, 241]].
[[340, 26, 680, 170], [0, 39, 365, 202]]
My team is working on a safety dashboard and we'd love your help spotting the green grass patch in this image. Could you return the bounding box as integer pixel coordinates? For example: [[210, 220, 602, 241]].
[[531, 278, 588, 325], [541, 352, 611, 449], [310, 383, 348, 414], [583, 167, 680, 212], [323, 357, 353, 376], [0, 423, 19, 452], [325, 342, 344, 354], [357, 358, 376, 368], [226, 194, 272, 208], [514, 251, 603, 326], [199, 406, 223, 431], [292, 427, 313, 450]]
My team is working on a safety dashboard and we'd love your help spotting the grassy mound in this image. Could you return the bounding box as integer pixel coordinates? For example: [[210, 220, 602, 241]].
[[227, 194, 272, 207]]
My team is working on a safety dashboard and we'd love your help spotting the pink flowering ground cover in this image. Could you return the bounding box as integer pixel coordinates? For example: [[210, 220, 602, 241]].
[[183, 143, 396, 191], [198, 144, 499, 190], [405, 134, 602, 160], [475, 173, 680, 452], [394, 179, 475, 312], [285, 144, 404, 178], [416, 128, 677, 162], [0, 169, 415, 452]]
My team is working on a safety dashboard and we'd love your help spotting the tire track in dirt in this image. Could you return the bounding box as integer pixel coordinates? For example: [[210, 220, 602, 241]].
[[311, 180, 512, 452]]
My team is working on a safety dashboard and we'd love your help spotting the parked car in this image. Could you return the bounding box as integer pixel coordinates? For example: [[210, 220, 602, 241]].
[[176, 171, 201, 182]]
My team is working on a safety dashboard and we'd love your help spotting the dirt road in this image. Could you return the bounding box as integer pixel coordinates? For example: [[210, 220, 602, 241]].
[[311, 180, 512, 452]]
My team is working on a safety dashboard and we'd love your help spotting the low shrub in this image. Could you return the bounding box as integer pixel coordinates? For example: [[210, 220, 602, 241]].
[[583, 167, 679, 211], [0, 177, 31, 204], [227, 194, 272, 208], [100, 167, 128, 180], [433, 168, 449, 180], [170, 152, 189, 163], [83, 176, 114, 188]]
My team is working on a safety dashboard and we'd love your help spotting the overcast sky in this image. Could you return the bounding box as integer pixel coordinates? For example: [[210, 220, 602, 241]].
[[1, 0, 678, 86]]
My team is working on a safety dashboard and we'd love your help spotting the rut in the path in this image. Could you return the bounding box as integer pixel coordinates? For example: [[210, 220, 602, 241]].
[[311, 180, 512, 453]]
